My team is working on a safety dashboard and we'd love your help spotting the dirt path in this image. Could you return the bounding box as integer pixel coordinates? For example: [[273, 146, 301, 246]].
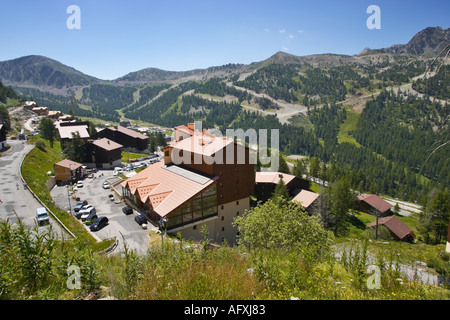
[[225, 81, 307, 123]]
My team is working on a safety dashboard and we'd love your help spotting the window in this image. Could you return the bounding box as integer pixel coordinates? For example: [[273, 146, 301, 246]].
[[165, 151, 169, 156], [193, 198, 202, 211], [193, 210, 202, 220], [203, 195, 217, 209], [204, 206, 217, 216], [236, 201, 239, 205], [221, 216, 224, 221], [222, 227, 225, 232], [203, 185, 217, 197], [182, 213, 193, 223]]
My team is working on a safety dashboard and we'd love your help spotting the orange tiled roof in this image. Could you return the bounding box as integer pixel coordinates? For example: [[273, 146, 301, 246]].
[[173, 133, 235, 157], [124, 161, 217, 217]]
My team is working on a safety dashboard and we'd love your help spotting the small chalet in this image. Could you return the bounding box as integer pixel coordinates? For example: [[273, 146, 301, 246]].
[[358, 194, 393, 216], [55, 120, 91, 149], [22, 101, 37, 110], [95, 125, 148, 151], [47, 110, 61, 119], [367, 216, 415, 242], [54, 159, 83, 184], [85, 138, 123, 169], [32, 106, 48, 116], [254, 171, 309, 202], [292, 189, 320, 214]]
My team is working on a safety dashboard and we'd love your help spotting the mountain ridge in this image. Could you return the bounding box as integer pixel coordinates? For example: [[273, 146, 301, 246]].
[[0, 55, 102, 92], [362, 26, 449, 56], [0, 26, 448, 93]]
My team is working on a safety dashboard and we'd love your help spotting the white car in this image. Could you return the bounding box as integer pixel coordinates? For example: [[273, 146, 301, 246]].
[[103, 182, 110, 189], [80, 207, 96, 221], [77, 180, 83, 187], [76, 204, 94, 219]]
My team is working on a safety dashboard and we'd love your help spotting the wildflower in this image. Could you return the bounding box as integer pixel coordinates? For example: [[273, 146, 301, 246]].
[[391, 292, 396, 296]]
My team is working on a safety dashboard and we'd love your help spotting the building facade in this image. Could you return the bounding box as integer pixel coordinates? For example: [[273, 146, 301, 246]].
[[122, 124, 254, 245], [54, 159, 83, 184], [85, 138, 123, 169], [96, 126, 148, 151]]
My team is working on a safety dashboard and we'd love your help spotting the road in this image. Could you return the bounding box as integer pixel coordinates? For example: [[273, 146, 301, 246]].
[[0, 139, 67, 237], [383, 197, 423, 217]]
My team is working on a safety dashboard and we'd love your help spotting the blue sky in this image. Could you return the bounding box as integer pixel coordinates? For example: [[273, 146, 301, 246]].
[[1, 0, 449, 80]]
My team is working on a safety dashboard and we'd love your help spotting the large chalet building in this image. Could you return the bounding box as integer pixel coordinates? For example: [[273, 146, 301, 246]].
[[95, 125, 149, 151], [121, 123, 254, 245]]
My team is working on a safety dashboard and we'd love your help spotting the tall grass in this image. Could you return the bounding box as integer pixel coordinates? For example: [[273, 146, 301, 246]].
[[1, 217, 448, 300]]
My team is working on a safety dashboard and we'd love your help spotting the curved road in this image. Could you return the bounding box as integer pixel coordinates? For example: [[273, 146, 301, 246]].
[[0, 138, 67, 238]]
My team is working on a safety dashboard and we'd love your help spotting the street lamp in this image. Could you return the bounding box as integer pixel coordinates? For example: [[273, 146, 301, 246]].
[[67, 184, 72, 216]]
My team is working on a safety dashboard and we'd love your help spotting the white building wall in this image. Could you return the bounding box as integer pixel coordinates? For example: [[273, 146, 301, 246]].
[[168, 196, 251, 246]]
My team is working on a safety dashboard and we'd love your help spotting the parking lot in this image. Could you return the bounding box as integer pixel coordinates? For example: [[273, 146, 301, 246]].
[[50, 169, 155, 255]]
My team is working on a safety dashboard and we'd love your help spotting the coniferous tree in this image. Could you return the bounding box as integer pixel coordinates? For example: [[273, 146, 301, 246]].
[[38, 118, 57, 148], [272, 178, 290, 202]]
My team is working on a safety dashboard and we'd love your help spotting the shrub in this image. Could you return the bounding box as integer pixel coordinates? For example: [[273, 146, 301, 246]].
[[35, 140, 46, 151]]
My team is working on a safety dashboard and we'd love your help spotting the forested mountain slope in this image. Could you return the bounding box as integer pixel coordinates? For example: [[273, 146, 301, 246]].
[[1, 27, 448, 202]]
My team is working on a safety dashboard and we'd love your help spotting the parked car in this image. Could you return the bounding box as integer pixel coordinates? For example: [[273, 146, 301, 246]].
[[77, 180, 83, 188], [76, 204, 94, 219], [36, 207, 50, 226], [90, 216, 108, 231], [81, 206, 96, 221], [103, 182, 110, 189], [134, 214, 147, 225], [84, 213, 98, 225], [73, 200, 88, 212], [122, 205, 133, 215]]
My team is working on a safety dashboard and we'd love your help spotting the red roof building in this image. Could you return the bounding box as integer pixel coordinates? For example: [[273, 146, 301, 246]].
[[96, 125, 149, 151], [122, 123, 254, 245], [53, 159, 83, 183], [86, 138, 123, 169], [292, 190, 320, 213], [368, 216, 415, 242], [358, 194, 393, 216]]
